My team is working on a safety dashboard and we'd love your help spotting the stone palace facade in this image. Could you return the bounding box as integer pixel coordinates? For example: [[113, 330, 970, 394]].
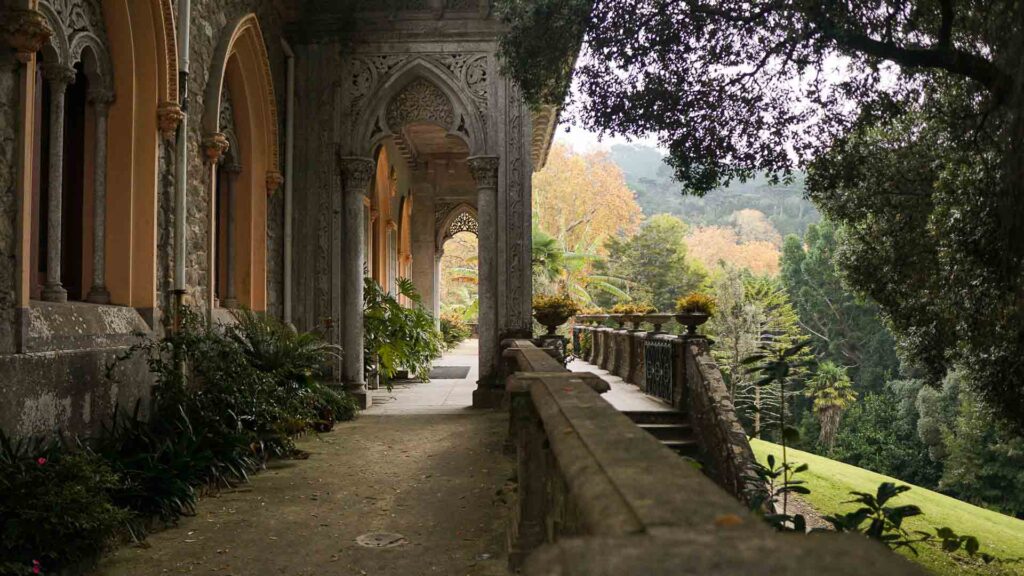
[[0, 0, 558, 436]]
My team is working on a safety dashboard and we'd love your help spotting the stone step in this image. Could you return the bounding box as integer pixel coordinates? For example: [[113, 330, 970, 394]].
[[661, 438, 701, 456], [637, 422, 694, 441], [623, 410, 688, 425]]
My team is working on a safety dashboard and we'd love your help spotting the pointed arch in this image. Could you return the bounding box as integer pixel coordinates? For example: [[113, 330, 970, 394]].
[[101, 0, 178, 312], [436, 202, 478, 251], [202, 13, 280, 312], [204, 13, 280, 178], [353, 57, 485, 157]]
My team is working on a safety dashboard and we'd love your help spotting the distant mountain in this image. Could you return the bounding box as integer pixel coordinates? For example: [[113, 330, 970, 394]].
[[608, 144, 820, 238]]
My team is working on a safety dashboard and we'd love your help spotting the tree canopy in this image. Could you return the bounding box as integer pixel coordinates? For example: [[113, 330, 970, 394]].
[[499, 0, 1024, 428]]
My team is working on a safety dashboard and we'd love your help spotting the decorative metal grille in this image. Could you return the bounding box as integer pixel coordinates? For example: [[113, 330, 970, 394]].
[[448, 210, 478, 237], [644, 337, 674, 403]]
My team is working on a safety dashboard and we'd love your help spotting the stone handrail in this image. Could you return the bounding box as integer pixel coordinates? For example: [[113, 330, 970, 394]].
[[571, 316, 758, 502], [503, 338, 927, 575]]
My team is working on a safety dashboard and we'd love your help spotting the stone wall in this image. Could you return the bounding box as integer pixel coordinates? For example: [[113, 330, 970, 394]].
[[505, 338, 927, 576], [683, 338, 761, 502], [0, 1, 291, 440], [0, 302, 154, 438], [0, 51, 19, 355], [178, 0, 288, 312]]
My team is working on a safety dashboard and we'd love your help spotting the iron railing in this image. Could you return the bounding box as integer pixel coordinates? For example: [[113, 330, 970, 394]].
[[644, 336, 674, 403]]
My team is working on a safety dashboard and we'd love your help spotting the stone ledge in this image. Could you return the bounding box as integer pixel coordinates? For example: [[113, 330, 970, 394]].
[[26, 301, 152, 354], [523, 532, 927, 575]]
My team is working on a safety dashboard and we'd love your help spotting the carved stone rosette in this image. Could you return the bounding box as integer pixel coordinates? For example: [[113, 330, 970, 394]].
[[202, 132, 230, 164], [157, 101, 185, 140], [3, 8, 54, 63], [339, 157, 376, 193], [467, 156, 499, 189]]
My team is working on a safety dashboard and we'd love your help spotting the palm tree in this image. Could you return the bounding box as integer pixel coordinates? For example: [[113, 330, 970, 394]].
[[532, 228, 629, 306], [805, 361, 858, 450]]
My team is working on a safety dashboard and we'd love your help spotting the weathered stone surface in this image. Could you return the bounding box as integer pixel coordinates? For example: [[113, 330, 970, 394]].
[[0, 347, 152, 438], [522, 532, 927, 576], [25, 301, 151, 353], [508, 338, 927, 576], [0, 54, 18, 355]]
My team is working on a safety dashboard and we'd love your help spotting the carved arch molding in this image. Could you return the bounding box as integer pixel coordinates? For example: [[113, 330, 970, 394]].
[[345, 53, 489, 146], [435, 201, 478, 249], [38, 0, 113, 91]]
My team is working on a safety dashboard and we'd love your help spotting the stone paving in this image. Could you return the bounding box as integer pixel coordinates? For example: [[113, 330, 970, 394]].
[[567, 358, 671, 412], [368, 340, 479, 414], [94, 340, 510, 576]]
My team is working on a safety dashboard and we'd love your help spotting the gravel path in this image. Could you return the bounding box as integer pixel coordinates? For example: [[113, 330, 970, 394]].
[[94, 412, 512, 576]]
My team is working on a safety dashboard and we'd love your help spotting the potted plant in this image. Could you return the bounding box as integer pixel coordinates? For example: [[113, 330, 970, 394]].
[[611, 303, 657, 329], [674, 293, 716, 336], [533, 294, 581, 335]]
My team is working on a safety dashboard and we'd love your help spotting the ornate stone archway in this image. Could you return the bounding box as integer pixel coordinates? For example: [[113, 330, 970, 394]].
[[201, 13, 281, 313]]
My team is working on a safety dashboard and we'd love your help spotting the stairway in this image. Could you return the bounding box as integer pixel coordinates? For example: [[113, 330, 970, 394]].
[[624, 410, 702, 460]]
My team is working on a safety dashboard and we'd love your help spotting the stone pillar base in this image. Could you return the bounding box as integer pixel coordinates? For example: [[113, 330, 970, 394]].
[[473, 386, 504, 409], [86, 286, 111, 304], [41, 284, 67, 303], [347, 387, 372, 409]]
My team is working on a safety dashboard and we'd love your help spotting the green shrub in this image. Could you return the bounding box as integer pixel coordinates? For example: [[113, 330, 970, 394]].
[[99, 308, 353, 533], [364, 277, 444, 382], [0, 433, 129, 575], [440, 314, 471, 350]]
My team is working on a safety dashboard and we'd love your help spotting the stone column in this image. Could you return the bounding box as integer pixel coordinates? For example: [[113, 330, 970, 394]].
[[86, 90, 113, 304], [340, 157, 375, 409], [432, 250, 442, 328], [468, 156, 499, 406], [41, 64, 75, 303], [221, 162, 241, 309]]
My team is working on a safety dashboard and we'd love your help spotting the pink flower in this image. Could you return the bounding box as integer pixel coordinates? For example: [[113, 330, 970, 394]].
[[36, 457, 46, 466], [32, 560, 41, 574]]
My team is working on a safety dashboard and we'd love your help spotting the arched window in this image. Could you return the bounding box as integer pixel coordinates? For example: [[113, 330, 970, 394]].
[[30, 0, 114, 304]]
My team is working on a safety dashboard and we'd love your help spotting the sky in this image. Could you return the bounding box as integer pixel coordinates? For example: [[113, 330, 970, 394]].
[[552, 121, 664, 154]]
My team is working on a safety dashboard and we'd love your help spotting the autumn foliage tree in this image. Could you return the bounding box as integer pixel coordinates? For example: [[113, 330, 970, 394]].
[[533, 143, 643, 254], [686, 226, 780, 277]]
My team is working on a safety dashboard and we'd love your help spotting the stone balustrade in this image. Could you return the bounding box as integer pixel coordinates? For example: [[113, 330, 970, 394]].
[[502, 337, 927, 575]]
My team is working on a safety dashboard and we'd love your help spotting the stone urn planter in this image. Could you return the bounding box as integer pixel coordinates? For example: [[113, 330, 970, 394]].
[[533, 294, 581, 336], [622, 314, 643, 330], [675, 312, 710, 336], [535, 310, 573, 335], [641, 313, 675, 333]]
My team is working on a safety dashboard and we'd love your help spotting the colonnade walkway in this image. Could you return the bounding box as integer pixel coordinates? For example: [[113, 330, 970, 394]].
[[95, 340, 511, 576]]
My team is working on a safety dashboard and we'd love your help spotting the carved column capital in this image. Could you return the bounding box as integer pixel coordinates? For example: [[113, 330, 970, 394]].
[[88, 89, 115, 110], [157, 101, 185, 140], [266, 171, 284, 195], [339, 156, 376, 194], [202, 132, 230, 164], [370, 208, 380, 224], [43, 64, 76, 89], [3, 8, 53, 63], [467, 155, 500, 189]]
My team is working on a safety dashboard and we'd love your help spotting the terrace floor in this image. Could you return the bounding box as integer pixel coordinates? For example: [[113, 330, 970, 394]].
[[94, 340, 511, 576]]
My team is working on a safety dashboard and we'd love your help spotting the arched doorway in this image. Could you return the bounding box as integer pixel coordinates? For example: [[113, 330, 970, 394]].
[[202, 13, 281, 313], [436, 204, 479, 333]]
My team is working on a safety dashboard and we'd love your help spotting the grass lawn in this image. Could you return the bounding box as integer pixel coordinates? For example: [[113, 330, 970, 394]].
[[751, 439, 1024, 576]]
